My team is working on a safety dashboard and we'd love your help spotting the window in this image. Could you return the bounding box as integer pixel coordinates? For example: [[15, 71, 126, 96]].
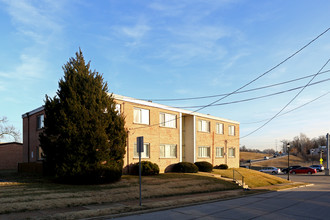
[[216, 147, 224, 157], [198, 146, 210, 158], [229, 125, 235, 136], [229, 147, 236, 157], [37, 114, 44, 129], [133, 108, 149, 124], [134, 143, 150, 158], [198, 120, 210, 132], [216, 123, 224, 134], [38, 146, 44, 160], [115, 104, 121, 114], [159, 113, 176, 128], [160, 144, 177, 158]]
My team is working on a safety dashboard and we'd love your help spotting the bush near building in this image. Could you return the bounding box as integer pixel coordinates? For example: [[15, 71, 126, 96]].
[[172, 162, 198, 173], [194, 161, 213, 172], [130, 161, 160, 176], [214, 164, 228, 170]]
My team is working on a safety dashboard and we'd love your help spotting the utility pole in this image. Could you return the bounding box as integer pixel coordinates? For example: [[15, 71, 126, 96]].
[[326, 133, 329, 176]]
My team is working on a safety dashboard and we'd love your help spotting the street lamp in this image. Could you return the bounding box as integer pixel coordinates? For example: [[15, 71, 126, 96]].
[[287, 143, 290, 181]]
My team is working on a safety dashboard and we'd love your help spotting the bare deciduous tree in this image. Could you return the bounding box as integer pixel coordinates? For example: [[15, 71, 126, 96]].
[[0, 116, 20, 142]]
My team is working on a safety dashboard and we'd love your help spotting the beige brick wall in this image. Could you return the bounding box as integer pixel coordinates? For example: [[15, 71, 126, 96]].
[[118, 100, 181, 173], [22, 96, 240, 173], [195, 116, 239, 168]]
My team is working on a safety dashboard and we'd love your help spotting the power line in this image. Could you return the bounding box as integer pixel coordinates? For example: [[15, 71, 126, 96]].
[[129, 28, 330, 131], [241, 58, 330, 139], [191, 28, 330, 113], [147, 70, 330, 102], [241, 91, 330, 124], [173, 77, 330, 108]]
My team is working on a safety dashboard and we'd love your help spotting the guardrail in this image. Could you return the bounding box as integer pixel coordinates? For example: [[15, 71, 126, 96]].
[[233, 168, 246, 189]]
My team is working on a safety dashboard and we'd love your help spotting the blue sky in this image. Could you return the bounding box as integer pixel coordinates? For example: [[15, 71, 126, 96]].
[[1, 0, 330, 150]]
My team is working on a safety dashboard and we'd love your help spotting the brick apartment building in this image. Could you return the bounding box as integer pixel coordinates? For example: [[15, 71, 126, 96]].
[[22, 94, 240, 172], [0, 142, 23, 170]]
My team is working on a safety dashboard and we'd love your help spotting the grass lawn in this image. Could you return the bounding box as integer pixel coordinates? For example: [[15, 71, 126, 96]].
[[213, 168, 291, 188], [240, 152, 272, 161], [0, 170, 239, 215], [0, 169, 305, 219]]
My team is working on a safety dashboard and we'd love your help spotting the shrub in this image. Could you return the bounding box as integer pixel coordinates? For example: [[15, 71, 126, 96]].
[[194, 161, 213, 172], [131, 161, 160, 176], [214, 164, 228, 169], [172, 162, 198, 173]]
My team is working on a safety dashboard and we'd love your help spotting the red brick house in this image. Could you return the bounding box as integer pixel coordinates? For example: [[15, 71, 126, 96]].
[[0, 142, 23, 170]]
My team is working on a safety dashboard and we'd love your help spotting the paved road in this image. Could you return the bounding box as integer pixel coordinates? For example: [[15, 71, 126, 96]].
[[113, 175, 330, 220]]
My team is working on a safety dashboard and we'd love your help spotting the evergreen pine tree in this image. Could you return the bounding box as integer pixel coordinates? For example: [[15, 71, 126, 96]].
[[40, 49, 127, 184]]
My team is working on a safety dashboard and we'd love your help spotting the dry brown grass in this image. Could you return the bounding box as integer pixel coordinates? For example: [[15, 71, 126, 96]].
[[252, 155, 308, 168], [0, 172, 240, 215], [240, 152, 271, 161], [0, 170, 309, 219], [213, 168, 291, 188], [240, 152, 318, 168]]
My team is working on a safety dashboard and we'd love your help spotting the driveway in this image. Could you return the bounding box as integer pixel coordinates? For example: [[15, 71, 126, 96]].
[[112, 175, 330, 220]]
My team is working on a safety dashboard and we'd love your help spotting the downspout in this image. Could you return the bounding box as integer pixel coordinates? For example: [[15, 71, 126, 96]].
[[27, 113, 30, 163], [212, 131, 215, 165], [225, 140, 228, 165], [179, 112, 182, 162], [193, 115, 196, 163], [126, 130, 130, 174]]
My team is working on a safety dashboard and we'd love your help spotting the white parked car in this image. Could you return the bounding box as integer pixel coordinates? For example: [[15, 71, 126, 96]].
[[259, 167, 281, 174]]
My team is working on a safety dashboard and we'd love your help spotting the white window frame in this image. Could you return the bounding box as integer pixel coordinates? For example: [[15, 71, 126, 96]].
[[198, 120, 210, 133], [159, 112, 176, 128], [160, 144, 177, 158], [115, 104, 121, 114], [216, 123, 224, 134], [229, 125, 235, 136], [216, 147, 224, 158], [198, 146, 210, 158], [37, 114, 44, 129], [228, 147, 236, 157], [134, 143, 150, 158], [133, 108, 150, 125]]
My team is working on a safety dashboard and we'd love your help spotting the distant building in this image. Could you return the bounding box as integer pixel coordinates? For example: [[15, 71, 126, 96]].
[[22, 94, 240, 172], [0, 142, 23, 170]]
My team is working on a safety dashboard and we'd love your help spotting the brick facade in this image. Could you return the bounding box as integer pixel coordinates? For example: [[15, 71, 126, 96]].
[[22, 94, 240, 172], [0, 142, 23, 170], [22, 107, 45, 163]]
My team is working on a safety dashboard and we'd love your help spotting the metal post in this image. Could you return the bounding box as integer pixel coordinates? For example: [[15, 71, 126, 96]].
[[137, 136, 144, 206], [287, 143, 290, 181], [326, 133, 329, 176], [233, 169, 235, 182], [139, 149, 142, 206]]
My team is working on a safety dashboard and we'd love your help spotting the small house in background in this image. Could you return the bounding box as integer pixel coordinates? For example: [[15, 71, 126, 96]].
[[21, 94, 240, 173], [0, 142, 23, 170]]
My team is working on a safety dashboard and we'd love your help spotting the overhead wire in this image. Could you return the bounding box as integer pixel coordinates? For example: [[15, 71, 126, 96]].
[[129, 27, 330, 131], [147, 70, 330, 102], [192, 28, 330, 113], [173, 77, 330, 108], [241, 91, 330, 125], [240, 58, 330, 139]]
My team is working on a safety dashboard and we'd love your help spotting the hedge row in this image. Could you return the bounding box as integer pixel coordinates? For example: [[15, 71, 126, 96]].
[[130, 161, 229, 176]]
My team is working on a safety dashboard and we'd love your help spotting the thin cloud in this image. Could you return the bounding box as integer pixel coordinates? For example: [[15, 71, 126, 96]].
[[2, 0, 63, 44], [1, 0, 64, 79]]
